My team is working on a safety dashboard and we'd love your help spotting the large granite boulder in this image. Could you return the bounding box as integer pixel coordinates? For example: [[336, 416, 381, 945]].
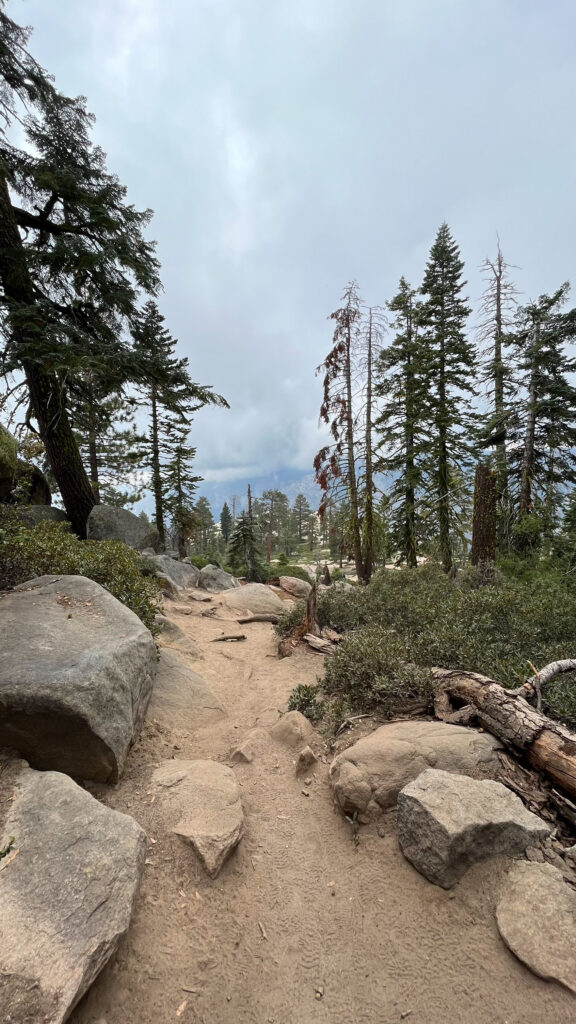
[[151, 554, 200, 590], [0, 575, 156, 782], [221, 582, 285, 615], [0, 760, 146, 1024], [11, 459, 51, 504], [397, 769, 550, 888], [0, 421, 18, 499], [279, 575, 312, 599], [87, 504, 160, 551], [330, 720, 503, 816], [13, 505, 69, 529], [198, 564, 239, 592], [496, 861, 576, 993], [147, 650, 224, 729], [151, 759, 244, 877]]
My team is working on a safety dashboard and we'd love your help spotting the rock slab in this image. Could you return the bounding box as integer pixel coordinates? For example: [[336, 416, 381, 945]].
[[87, 504, 160, 550], [496, 860, 576, 993], [0, 761, 146, 1024], [148, 650, 224, 729], [0, 575, 156, 782], [330, 720, 503, 816], [151, 554, 200, 590], [151, 760, 244, 877], [198, 564, 239, 592], [397, 769, 550, 888], [222, 582, 285, 615], [279, 575, 312, 599]]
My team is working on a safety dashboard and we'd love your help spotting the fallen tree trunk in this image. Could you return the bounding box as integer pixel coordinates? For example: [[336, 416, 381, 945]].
[[278, 584, 320, 658], [432, 666, 576, 802], [236, 613, 280, 624]]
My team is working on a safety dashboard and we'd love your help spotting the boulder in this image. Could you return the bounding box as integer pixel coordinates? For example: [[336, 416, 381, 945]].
[[0, 421, 18, 499], [297, 745, 318, 774], [221, 582, 285, 616], [230, 727, 272, 763], [198, 564, 239, 592], [397, 769, 550, 889], [0, 760, 146, 1024], [87, 504, 160, 551], [330, 720, 503, 816], [0, 575, 156, 782], [13, 505, 69, 529], [279, 575, 312, 599], [140, 547, 156, 557], [151, 760, 244, 877], [11, 459, 51, 504], [270, 710, 314, 749], [155, 615, 200, 658], [148, 650, 224, 729], [496, 861, 576, 993], [151, 554, 200, 590]]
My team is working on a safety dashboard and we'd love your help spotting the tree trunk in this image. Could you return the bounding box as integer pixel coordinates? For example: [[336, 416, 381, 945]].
[[362, 309, 374, 583], [492, 250, 508, 548], [404, 344, 417, 569], [519, 327, 539, 518], [344, 320, 364, 582], [437, 324, 452, 573], [0, 172, 95, 537], [150, 386, 165, 548], [433, 667, 576, 801], [88, 415, 101, 504], [470, 463, 496, 566]]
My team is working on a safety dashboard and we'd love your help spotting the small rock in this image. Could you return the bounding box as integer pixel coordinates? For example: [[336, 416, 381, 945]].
[[304, 777, 312, 786], [525, 846, 545, 863], [270, 711, 314, 749], [278, 575, 312, 599], [301, 789, 310, 797], [397, 769, 550, 889], [230, 728, 271, 764], [296, 745, 318, 774]]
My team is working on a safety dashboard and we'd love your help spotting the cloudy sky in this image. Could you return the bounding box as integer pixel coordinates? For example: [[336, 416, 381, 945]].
[[13, 0, 576, 496]]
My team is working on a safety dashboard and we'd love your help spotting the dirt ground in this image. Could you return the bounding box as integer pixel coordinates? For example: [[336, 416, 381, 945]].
[[71, 590, 576, 1024]]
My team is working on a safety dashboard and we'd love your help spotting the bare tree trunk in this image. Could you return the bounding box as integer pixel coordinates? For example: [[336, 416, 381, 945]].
[[519, 325, 539, 518], [362, 309, 374, 583], [88, 412, 101, 504], [150, 385, 165, 548], [344, 320, 364, 583], [470, 463, 496, 566]]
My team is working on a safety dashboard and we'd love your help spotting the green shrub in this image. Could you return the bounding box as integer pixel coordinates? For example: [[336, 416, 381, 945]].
[[186, 555, 210, 569], [274, 600, 306, 637], [0, 514, 160, 633], [276, 564, 313, 584], [277, 552, 288, 566], [287, 683, 325, 722]]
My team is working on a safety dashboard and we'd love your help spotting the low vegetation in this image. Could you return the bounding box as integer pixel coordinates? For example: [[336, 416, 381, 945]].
[[280, 562, 576, 728], [0, 511, 160, 632]]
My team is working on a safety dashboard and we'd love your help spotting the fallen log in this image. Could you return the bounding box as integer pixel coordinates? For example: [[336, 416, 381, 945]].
[[432, 666, 576, 802], [211, 633, 247, 643], [236, 613, 280, 624], [304, 633, 335, 655]]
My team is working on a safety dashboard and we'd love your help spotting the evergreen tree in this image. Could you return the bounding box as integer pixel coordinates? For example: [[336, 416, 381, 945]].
[[420, 224, 475, 573], [220, 502, 233, 543], [375, 278, 427, 567], [162, 420, 200, 556], [71, 389, 147, 507], [292, 493, 312, 542], [227, 511, 265, 581], [193, 496, 216, 554]]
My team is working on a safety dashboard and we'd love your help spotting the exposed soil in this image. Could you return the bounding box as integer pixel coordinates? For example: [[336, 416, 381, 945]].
[[71, 590, 576, 1024]]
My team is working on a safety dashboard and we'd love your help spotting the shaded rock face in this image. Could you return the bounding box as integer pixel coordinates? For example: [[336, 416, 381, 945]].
[[0, 761, 146, 1024], [148, 650, 224, 729], [151, 760, 244, 877], [221, 582, 285, 616], [278, 575, 312, 599], [397, 769, 550, 889], [198, 564, 239, 592], [270, 711, 314, 749], [12, 459, 52, 504], [87, 504, 160, 551], [0, 575, 156, 782], [330, 720, 503, 816], [496, 861, 576, 994], [12, 505, 69, 529], [0, 422, 18, 499], [155, 615, 201, 658], [151, 554, 200, 590]]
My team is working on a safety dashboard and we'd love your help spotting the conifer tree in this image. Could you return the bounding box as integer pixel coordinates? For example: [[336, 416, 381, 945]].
[[193, 496, 216, 554], [220, 502, 233, 543], [420, 224, 475, 573], [162, 420, 200, 556], [292, 494, 312, 542], [227, 511, 265, 581]]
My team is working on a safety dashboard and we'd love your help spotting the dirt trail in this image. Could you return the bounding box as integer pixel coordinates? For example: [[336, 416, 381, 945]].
[[72, 593, 575, 1024]]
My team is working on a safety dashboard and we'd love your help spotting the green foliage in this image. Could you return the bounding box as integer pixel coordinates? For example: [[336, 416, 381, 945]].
[[275, 564, 312, 583], [0, 514, 160, 632], [287, 684, 326, 723]]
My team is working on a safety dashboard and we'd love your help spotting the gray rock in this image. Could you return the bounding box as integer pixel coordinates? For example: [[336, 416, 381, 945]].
[[148, 650, 224, 729], [198, 564, 240, 592], [156, 572, 179, 599], [0, 421, 18, 499], [222, 582, 285, 615], [12, 459, 51, 504], [87, 504, 160, 551], [397, 769, 550, 889], [330, 720, 503, 816], [279, 575, 312, 599], [0, 760, 146, 1024], [164, 549, 180, 560], [155, 614, 200, 658], [0, 575, 156, 782], [141, 547, 156, 557], [270, 710, 314, 749], [152, 554, 200, 590], [151, 760, 244, 877], [230, 727, 272, 764], [497, 861, 576, 993], [13, 505, 69, 529]]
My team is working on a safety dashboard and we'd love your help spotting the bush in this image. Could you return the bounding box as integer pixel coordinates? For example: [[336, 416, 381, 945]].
[[287, 683, 325, 723], [186, 555, 210, 569], [276, 564, 312, 583], [0, 513, 160, 633]]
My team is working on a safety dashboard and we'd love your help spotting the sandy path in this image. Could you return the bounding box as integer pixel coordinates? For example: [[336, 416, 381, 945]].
[[71, 593, 575, 1024]]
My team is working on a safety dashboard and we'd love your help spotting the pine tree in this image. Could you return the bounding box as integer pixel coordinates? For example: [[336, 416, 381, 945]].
[[162, 420, 201, 556], [70, 389, 147, 507], [220, 502, 233, 543], [292, 494, 312, 542], [375, 278, 427, 567], [420, 224, 475, 573], [193, 496, 215, 554], [227, 512, 265, 581]]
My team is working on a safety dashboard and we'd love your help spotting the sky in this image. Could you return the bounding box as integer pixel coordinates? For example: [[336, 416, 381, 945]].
[[11, 0, 576, 503]]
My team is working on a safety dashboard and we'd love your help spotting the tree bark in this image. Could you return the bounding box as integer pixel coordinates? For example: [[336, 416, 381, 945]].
[[470, 463, 496, 566], [150, 385, 165, 548], [362, 309, 374, 583]]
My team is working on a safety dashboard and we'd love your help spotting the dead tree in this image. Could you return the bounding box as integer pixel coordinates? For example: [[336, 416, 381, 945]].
[[470, 463, 497, 566], [278, 584, 320, 658]]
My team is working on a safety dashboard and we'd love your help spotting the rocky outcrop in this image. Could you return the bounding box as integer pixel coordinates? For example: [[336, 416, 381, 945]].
[[198, 564, 239, 592], [87, 504, 160, 551], [148, 650, 224, 729], [155, 614, 201, 658], [151, 760, 244, 877], [496, 861, 576, 993], [0, 421, 18, 499], [0, 575, 156, 782], [0, 760, 146, 1024], [270, 710, 314, 749], [397, 769, 550, 888], [11, 459, 52, 504], [152, 554, 200, 590], [279, 575, 312, 599], [222, 582, 285, 616], [13, 505, 69, 528], [330, 720, 503, 817]]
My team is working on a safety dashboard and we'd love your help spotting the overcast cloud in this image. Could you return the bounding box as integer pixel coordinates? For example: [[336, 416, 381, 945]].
[[13, 0, 576, 488]]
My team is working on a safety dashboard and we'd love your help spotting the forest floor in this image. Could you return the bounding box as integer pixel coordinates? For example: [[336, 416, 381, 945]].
[[71, 590, 576, 1024]]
